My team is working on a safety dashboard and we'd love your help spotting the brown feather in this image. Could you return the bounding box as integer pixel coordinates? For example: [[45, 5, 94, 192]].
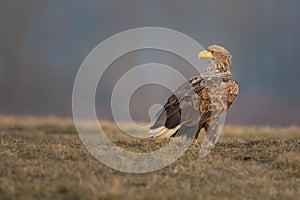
[[149, 45, 239, 143]]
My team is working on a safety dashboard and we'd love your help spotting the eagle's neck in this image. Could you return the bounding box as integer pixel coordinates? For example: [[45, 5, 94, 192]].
[[204, 63, 232, 80], [205, 59, 231, 74]]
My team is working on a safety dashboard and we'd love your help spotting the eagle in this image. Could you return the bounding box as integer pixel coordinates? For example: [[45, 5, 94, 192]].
[[148, 45, 239, 148]]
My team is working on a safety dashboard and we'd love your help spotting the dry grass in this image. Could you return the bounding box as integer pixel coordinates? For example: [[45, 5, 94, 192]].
[[0, 116, 299, 200]]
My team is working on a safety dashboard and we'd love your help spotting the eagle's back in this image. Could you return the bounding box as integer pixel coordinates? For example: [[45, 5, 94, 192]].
[[149, 73, 238, 138]]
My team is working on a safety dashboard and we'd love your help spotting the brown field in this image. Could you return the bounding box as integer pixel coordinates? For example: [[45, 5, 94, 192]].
[[0, 116, 299, 200]]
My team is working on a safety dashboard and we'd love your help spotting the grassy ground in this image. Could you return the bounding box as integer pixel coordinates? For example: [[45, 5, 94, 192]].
[[0, 116, 299, 200]]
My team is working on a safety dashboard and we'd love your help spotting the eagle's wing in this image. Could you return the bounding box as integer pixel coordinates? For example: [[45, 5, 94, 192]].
[[148, 76, 211, 138]]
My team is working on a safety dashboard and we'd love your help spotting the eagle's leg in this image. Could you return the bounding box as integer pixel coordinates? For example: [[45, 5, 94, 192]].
[[193, 129, 202, 147], [204, 123, 217, 147], [193, 138, 198, 146]]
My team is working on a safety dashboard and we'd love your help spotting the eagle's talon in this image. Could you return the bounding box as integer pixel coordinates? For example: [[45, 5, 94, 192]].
[[193, 138, 199, 147], [207, 140, 214, 147]]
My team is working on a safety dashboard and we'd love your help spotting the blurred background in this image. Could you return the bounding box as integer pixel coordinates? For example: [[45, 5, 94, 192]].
[[1, 0, 300, 126]]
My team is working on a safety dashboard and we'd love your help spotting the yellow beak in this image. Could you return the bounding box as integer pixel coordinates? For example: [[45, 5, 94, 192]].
[[197, 50, 213, 59]]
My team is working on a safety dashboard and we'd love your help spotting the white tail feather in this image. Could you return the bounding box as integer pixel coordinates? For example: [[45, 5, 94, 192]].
[[148, 125, 181, 138], [148, 126, 166, 137]]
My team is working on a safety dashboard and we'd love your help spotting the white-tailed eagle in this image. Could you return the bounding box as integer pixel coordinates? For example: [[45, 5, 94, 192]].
[[149, 45, 239, 148]]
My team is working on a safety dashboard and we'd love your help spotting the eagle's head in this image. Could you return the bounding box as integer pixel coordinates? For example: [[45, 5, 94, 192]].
[[198, 45, 232, 72]]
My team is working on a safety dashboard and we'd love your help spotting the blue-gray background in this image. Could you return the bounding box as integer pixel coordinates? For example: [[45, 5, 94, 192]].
[[1, 0, 300, 126]]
